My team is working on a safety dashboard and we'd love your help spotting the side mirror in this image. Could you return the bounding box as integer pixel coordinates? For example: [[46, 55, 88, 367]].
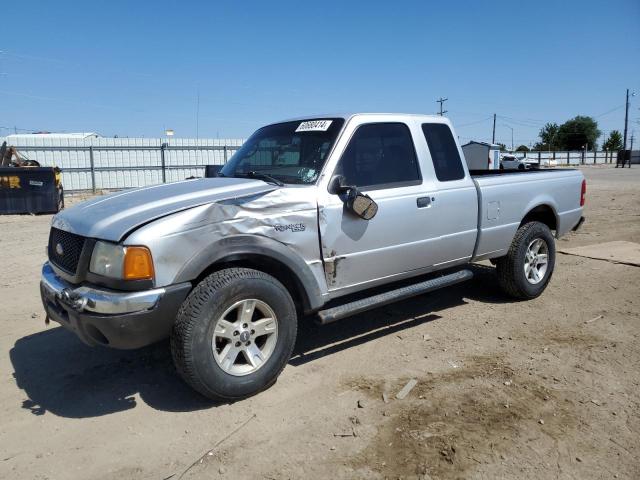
[[328, 175, 378, 220], [328, 175, 350, 194], [346, 190, 378, 220]]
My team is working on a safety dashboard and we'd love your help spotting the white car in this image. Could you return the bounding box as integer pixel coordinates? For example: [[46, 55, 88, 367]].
[[501, 154, 532, 170]]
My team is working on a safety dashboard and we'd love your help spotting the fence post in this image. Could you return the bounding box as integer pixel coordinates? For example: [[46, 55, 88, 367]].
[[89, 146, 96, 193], [553, 151, 556, 165], [160, 143, 167, 183], [567, 151, 570, 165], [538, 151, 541, 165], [593, 149, 596, 164], [223, 145, 228, 163]]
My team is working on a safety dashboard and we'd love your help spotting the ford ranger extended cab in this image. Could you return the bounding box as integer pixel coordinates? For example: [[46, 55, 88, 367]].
[[40, 114, 585, 400]]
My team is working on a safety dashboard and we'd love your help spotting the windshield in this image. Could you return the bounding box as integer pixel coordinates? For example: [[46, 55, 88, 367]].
[[220, 118, 345, 185]]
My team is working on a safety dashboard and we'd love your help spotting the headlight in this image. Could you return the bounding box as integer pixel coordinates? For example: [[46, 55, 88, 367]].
[[90, 241, 154, 280], [90, 241, 125, 278]]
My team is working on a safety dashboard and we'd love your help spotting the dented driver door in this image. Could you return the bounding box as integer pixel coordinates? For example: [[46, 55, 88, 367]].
[[317, 121, 443, 294]]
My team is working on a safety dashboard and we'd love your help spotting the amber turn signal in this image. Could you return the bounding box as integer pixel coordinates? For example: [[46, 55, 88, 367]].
[[123, 246, 155, 280]]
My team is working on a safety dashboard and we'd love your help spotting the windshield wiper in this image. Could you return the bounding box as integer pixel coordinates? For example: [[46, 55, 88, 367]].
[[237, 171, 284, 186]]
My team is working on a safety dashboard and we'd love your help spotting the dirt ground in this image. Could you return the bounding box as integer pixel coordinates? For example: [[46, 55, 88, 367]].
[[1, 165, 638, 480]]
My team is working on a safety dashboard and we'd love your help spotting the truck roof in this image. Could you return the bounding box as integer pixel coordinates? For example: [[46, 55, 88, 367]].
[[273, 112, 451, 125]]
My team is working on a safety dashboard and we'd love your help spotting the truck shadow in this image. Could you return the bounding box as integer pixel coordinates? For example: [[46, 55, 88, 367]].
[[290, 264, 507, 366], [9, 264, 510, 418]]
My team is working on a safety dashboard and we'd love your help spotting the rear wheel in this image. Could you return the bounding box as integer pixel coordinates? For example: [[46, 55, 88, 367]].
[[171, 268, 297, 400], [496, 221, 555, 299]]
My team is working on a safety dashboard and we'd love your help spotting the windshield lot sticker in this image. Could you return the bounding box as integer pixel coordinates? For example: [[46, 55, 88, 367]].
[[295, 120, 333, 132], [274, 223, 306, 232]]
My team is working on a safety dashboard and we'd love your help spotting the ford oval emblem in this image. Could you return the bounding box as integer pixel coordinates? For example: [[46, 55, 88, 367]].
[[55, 243, 64, 256]]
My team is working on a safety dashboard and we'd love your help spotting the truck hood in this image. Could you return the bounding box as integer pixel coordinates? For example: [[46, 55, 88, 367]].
[[52, 178, 277, 242]]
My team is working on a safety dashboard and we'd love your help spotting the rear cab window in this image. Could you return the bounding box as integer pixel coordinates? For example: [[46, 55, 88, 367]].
[[421, 123, 465, 182], [334, 122, 422, 190]]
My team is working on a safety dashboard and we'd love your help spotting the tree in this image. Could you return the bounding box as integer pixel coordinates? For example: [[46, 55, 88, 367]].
[[537, 123, 560, 150], [496, 142, 507, 152], [602, 130, 623, 151], [556, 116, 601, 151], [516, 145, 530, 152]]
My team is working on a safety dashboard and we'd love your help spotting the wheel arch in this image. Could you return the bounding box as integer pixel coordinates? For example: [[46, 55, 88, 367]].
[[174, 235, 324, 314], [520, 203, 558, 233]]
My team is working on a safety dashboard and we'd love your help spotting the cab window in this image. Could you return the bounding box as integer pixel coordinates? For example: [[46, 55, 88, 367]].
[[334, 123, 421, 190], [421, 123, 465, 181]]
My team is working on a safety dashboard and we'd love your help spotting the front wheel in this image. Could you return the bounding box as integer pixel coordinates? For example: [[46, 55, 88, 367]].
[[496, 221, 556, 299], [171, 268, 297, 400]]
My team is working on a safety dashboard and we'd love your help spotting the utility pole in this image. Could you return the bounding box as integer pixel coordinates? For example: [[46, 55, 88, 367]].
[[492, 113, 496, 144], [499, 123, 514, 151], [196, 86, 200, 140], [629, 133, 634, 168], [619, 89, 630, 167], [619, 89, 635, 167], [436, 97, 448, 116]]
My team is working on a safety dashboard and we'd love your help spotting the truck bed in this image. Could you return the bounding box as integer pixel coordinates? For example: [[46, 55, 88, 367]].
[[470, 167, 584, 262], [469, 168, 576, 177]]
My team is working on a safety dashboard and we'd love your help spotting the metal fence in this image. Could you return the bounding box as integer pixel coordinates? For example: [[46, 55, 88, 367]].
[[518, 150, 617, 166], [2, 134, 627, 192], [1, 137, 245, 192]]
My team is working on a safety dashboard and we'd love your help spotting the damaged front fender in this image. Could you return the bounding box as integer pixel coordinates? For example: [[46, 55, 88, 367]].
[[124, 187, 329, 309]]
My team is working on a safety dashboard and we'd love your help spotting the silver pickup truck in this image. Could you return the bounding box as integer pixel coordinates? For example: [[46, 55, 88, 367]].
[[40, 114, 585, 400]]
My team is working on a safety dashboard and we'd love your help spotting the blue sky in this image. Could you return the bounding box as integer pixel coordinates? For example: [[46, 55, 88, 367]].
[[1, 0, 639, 146]]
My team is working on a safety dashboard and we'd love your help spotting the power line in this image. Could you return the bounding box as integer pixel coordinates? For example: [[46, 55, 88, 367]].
[[0, 125, 42, 133], [456, 116, 493, 128], [496, 114, 546, 126], [496, 115, 544, 128], [593, 104, 625, 118]]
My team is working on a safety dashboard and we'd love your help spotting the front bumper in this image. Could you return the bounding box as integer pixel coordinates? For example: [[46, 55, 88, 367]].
[[40, 262, 191, 349]]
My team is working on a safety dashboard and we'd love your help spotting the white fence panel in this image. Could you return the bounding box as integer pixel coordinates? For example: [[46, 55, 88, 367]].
[[1, 136, 244, 192], [520, 150, 617, 166], [3, 135, 623, 192]]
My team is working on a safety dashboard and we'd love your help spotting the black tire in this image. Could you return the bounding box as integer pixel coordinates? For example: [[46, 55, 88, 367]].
[[496, 221, 556, 299], [171, 268, 297, 401]]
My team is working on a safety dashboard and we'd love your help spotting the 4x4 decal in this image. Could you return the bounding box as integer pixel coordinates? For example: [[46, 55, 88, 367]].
[[273, 223, 306, 232]]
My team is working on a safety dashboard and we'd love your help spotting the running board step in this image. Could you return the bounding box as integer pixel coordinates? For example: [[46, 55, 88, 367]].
[[316, 269, 473, 325]]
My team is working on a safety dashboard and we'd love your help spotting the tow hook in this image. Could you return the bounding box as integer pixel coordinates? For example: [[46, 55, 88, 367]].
[[59, 288, 88, 312]]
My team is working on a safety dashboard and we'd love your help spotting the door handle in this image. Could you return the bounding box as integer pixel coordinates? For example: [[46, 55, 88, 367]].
[[417, 196, 434, 208]]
